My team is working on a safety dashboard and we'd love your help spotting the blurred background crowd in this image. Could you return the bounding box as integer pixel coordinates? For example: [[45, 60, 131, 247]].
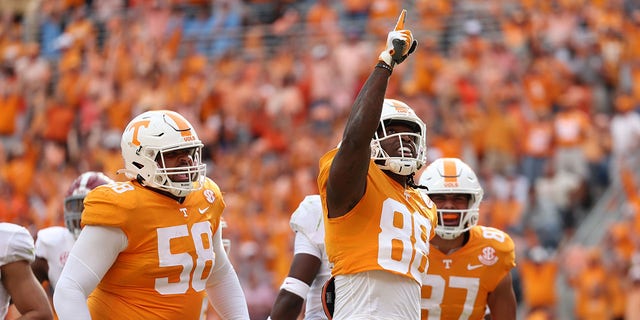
[[0, 0, 639, 319]]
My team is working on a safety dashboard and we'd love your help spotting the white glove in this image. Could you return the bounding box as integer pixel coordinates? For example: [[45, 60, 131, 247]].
[[378, 9, 418, 67]]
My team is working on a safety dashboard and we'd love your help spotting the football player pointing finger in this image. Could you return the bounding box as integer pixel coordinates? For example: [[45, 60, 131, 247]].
[[317, 9, 437, 320]]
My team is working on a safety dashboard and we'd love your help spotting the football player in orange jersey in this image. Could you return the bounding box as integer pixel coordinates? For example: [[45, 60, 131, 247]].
[[53, 110, 249, 319], [418, 158, 517, 320], [317, 9, 437, 320]]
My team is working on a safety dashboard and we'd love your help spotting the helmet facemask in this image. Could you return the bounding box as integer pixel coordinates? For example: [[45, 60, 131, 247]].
[[430, 193, 480, 240], [120, 110, 207, 197], [371, 100, 427, 176], [64, 194, 84, 239], [142, 144, 206, 197]]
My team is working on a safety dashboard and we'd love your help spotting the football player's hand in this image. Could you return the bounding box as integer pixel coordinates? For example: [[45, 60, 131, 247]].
[[378, 9, 418, 67]]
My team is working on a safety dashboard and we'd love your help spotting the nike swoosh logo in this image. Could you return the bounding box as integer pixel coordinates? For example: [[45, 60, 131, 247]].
[[467, 264, 483, 270], [198, 207, 209, 214]]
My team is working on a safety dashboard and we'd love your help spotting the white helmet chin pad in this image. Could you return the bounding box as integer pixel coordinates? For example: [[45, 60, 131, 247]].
[[381, 158, 421, 176], [120, 110, 206, 197], [371, 99, 427, 176], [419, 158, 484, 239]]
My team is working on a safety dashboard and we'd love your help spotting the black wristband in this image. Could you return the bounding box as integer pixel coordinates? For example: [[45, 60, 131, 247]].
[[375, 61, 393, 74]]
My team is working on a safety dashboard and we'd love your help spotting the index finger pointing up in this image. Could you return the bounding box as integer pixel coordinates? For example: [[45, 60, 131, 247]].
[[394, 9, 407, 31]]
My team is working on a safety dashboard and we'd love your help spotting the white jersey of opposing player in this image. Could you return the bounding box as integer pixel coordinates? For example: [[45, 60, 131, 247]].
[[290, 195, 331, 320], [35, 226, 76, 289], [0, 223, 36, 318]]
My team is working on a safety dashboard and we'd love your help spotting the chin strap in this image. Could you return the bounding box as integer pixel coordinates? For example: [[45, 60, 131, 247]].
[[116, 169, 150, 189], [116, 168, 137, 178]]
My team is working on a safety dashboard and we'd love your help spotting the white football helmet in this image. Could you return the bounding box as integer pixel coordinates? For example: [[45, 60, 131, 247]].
[[371, 99, 427, 176], [419, 158, 483, 239], [120, 110, 206, 197]]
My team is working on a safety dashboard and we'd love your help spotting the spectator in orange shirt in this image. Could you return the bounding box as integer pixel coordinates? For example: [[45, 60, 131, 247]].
[[569, 248, 611, 320], [520, 109, 554, 188], [519, 246, 558, 316], [0, 65, 25, 153], [305, 0, 339, 36], [552, 90, 591, 179], [626, 262, 640, 320]]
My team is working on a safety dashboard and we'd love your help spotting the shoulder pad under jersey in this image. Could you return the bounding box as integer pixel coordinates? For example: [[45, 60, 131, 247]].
[[82, 182, 146, 228], [202, 177, 220, 191], [0, 223, 35, 265], [85, 182, 141, 210], [290, 195, 324, 244], [35, 226, 70, 248]]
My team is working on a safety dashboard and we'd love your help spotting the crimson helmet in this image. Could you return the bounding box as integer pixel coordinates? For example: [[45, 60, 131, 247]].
[[64, 172, 114, 239]]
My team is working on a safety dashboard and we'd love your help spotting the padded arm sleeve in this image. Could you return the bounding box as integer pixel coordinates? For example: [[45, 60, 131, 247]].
[[205, 224, 249, 319], [53, 226, 127, 320]]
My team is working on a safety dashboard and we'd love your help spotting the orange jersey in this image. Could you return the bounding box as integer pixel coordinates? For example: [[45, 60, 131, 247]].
[[318, 149, 438, 284], [421, 226, 515, 320], [81, 178, 224, 319]]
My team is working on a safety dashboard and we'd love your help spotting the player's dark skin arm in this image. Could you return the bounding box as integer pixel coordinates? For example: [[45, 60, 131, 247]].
[[326, 67, 392, 219], [2, 260, 54, 320], [270, 253, 322, 320], [31, 257, 49, 285], [486, 272, 517, 320]]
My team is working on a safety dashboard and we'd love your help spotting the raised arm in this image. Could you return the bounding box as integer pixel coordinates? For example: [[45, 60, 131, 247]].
[[326, 10, 417, 218]]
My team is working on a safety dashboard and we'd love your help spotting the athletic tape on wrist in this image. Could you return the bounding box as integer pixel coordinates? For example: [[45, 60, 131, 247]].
[[280, 276, 310, 299], [376, 61, 393, 73]]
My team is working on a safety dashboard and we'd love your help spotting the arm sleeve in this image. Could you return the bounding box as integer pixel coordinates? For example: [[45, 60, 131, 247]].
[[53, 226, 127, 320], [205, 224, 249, 319], [293, 231, 322, 259]]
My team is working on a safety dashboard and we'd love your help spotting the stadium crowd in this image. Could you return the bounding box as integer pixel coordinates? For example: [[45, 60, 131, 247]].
[[0, 0, 639, 319]]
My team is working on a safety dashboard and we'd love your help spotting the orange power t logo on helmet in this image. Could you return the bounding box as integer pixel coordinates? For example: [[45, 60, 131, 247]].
[[128, 120, 150, 147], [388, 100, 410, 114], [393, 105, 410, 114]]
